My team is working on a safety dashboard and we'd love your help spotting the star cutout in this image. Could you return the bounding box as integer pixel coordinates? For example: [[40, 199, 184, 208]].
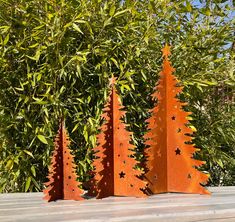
[[177, 128, 182, 133], [171, 116, 176, 120], [156, 150, 161, 157], [161, 43, 171, 58], [119, 171, 125, 178], [175, 148, 181, 155]]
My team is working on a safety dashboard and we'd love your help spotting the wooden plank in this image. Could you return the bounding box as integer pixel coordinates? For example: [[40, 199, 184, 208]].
[[0, 187, 235, 221]]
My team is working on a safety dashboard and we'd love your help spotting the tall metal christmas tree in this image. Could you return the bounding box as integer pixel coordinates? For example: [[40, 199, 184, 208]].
[[144, 44, 210, 195], [43, 119, 84, 201], [88, 77, 147, 199]]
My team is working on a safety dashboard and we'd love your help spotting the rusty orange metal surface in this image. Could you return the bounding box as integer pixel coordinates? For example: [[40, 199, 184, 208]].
[[144, 44, 210, 195], [88, 77, 147, 199], [43, 120, 84, 201]]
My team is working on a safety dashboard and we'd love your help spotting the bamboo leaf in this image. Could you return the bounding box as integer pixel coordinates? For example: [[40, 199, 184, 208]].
[[24, 150, 34, 158], [37, 135, 48, 144], [6, 160, 14, 170], [25, 177, 31, 192], [114, 9, 130, 18], [72, 23, 84, 34], [31, 165, 36, 177]]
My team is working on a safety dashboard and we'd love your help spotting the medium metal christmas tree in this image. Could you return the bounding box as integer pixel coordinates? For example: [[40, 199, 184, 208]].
[[144, 44, 210, 195], [88, 77, 147, 199]]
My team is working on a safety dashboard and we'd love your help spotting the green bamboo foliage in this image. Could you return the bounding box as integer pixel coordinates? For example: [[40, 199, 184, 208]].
[[0, 0, 234, 192]]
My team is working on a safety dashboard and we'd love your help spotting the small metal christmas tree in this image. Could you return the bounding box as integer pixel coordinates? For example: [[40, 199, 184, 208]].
[[88, 77, 147, 199], [43, 119, 84, 201], [144, 44, 210, 195]]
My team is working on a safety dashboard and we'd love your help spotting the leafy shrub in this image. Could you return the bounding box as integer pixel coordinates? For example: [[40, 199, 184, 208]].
[[0, 0, 234, 192]]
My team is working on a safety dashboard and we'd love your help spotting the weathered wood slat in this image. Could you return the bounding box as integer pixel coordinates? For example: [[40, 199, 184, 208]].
[[1, 187, 235, 221]]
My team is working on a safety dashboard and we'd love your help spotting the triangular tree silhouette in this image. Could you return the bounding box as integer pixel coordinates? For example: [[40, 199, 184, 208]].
[[88, 76, 147, 199], [43, 119, 84, 201], [144, 44, 210, 195]]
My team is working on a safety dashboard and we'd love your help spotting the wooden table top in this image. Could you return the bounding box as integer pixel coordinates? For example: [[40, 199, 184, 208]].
[[1, 187, 235, 222]]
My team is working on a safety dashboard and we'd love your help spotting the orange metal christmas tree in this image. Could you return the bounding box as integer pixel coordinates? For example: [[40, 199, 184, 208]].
[[43, 119, 84, 201], [144, 44, 210, 195], [88, 77, 147, 199]]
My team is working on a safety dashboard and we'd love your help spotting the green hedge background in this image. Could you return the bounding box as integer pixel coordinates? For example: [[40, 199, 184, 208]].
[[0, 0, 234, 192]]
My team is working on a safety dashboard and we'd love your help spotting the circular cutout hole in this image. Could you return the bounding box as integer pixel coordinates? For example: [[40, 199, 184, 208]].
[[68, 176, 71, 179]]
